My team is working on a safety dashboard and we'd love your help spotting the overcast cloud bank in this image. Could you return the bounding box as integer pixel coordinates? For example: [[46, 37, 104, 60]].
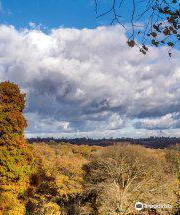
[[0, 24, 180, 137]]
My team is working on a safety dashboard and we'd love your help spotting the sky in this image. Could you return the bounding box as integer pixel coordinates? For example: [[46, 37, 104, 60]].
[[1, 0, 180, 138], [0, 0, 97, 29]]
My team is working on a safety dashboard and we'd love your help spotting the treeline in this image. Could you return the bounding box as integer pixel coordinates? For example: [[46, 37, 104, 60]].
[[28, 136, 180, 149], [1, 81, 180, 215]]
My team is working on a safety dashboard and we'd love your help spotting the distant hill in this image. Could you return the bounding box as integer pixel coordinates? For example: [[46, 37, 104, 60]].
[[27, 136, 180, 149]]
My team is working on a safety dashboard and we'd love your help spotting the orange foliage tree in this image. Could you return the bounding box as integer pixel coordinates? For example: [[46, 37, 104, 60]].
[[0, 81, 34, 215]]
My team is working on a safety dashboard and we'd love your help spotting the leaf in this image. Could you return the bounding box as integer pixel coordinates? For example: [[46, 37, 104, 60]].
[[167, 42, 174, 47], [127, 40, 135, 48], [151, 32, 157, 37]]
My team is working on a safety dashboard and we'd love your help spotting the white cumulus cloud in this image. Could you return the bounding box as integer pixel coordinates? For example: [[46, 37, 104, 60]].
[[0, 24, 180, 137]]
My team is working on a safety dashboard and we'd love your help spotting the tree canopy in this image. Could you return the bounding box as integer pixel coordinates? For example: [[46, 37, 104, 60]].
[[1, 81, 180, 215], [0, 81, 34, 215]]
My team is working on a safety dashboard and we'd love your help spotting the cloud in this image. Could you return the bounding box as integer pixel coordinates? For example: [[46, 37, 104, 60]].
[[0, 24, 180, 137], [29, 22, 36, 28], [134, 114, 175, 130]]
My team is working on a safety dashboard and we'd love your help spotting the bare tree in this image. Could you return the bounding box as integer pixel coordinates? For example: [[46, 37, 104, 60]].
[[84, 144, 177, 215], [94, 0, 180, 56]]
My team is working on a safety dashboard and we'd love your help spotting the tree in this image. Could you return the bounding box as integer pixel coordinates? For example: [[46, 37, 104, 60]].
[[84, 144, 177, 215], [0, 81, 34, 215], [26, 143, 95, 215], [165, 148, 180, 214], [94, 0, 180, 55]]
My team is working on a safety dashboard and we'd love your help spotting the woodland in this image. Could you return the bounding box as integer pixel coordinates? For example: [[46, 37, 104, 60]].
[[1, 81, 180, 215]]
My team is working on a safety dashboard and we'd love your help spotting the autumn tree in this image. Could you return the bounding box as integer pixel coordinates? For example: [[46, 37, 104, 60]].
[[26, 143, 99, 215], [0, 81, 34, 215], [94, 0, 180, 55], [165, 148, 180, 213], [84, 144, 177, 215]]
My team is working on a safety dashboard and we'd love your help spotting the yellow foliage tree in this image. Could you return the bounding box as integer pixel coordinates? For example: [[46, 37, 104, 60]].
[[0, 81, 34, 215]]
